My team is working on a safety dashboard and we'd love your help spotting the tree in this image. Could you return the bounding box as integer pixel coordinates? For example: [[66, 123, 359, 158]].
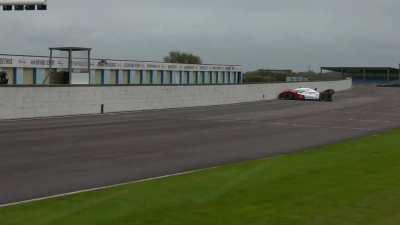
[[164, 51, 202, 64]]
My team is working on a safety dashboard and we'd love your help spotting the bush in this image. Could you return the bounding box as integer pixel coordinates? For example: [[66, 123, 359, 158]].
[[164, 51, 202, 64]]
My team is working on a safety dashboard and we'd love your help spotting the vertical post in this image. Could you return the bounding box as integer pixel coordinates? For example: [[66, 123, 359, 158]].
[[49, 49, 53, 70], [387, 69, 390, 81], [398, 64, 400, 81], [363, 69, 366, 81], [88, 49, 91, 74], [68, 49, 72, 84], [87, 50, 91, 85], [100, 70, 104, 85], [33, 68, 37, 85], [48, 49, 53, 85]]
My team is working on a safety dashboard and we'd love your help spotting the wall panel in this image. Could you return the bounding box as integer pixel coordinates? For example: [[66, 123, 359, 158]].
[[189, 71, 196, 84], [172, 71, 180, 84], [143, 71, 151, 84], [181, 72, 188, 84], [4, 68, 15, 85], [36, 69, 48, 85], [23, 68, 34, 85], [122, 70, 130, 84], [211, 72, 218, 84], [153, 71, 162, 84], [103, 70, 111, 84], [131, 70, 141, 84], [109, 70, 118, 84], [163, 71, 172, 85], [94, 70, 103, 84], [224, 72, 229, 84]]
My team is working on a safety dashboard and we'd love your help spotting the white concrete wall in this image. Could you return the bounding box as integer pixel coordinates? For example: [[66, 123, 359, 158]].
[[0, 79, 352, 119]]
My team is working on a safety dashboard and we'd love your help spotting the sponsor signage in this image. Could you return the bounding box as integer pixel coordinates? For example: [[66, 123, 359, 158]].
[[0, 54, 243, 72]]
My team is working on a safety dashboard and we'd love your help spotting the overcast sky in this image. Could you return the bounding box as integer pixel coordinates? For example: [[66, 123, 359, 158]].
[[0, 0, 399, 71]]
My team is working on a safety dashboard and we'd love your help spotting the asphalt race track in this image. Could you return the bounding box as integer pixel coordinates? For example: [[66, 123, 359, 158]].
[[1, 86, 400, 205]]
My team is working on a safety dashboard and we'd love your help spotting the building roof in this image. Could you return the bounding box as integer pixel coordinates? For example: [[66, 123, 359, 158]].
[[0, 0, 47, 5], [49, 47, 92, 51], [0, 53, 242, 67], [0, 53, 243, 71]]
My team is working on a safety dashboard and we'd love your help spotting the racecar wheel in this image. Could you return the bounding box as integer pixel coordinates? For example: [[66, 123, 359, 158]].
[[320, 89, 335, 102]]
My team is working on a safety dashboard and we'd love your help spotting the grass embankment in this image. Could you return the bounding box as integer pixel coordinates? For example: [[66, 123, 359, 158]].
[[1, 130, 400, 225]]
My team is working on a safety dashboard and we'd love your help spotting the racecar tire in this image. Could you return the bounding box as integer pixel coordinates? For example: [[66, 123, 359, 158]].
[[319, 89, 335, 102]]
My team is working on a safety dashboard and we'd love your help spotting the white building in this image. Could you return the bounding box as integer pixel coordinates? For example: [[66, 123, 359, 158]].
[[0, 54, 243, 86]]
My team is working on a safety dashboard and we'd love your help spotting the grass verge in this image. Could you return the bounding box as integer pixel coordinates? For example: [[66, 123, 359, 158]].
[[1, 130, 400, 225]]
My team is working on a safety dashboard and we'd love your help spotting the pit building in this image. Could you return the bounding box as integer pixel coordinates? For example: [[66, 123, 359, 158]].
[[0, 53, 243, 85]]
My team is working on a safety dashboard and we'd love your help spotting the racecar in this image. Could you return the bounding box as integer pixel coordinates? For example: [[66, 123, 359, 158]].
[[278, 88, 335, 102]]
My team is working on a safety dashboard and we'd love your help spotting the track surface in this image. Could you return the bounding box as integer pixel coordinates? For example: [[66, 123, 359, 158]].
[[1, 86, 400, 205]]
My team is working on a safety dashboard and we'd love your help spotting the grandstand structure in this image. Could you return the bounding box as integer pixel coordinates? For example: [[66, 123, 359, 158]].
[[321, 67, 400, 81]]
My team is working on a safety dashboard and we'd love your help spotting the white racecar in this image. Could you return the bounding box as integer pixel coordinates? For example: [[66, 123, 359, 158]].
[[293, 88, 320, 100], [279, 88, 335, 101]]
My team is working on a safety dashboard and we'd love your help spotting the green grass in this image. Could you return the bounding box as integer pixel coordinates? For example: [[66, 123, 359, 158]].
[[2, 130, 400, 225]]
